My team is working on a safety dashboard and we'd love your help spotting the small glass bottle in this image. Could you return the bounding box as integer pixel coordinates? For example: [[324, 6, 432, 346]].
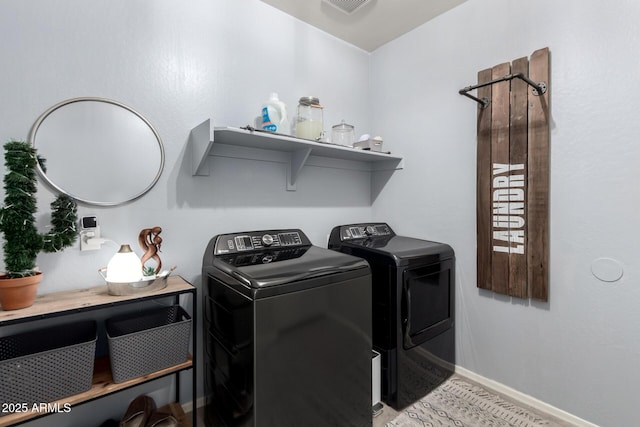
[[295, 96, 323, 140]]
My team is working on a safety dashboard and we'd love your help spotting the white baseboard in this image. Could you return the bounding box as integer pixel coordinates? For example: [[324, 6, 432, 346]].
[[455, 366, 597, 427]]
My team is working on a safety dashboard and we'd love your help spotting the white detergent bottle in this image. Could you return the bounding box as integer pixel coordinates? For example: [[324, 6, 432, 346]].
[[261, 93, 290, 135]]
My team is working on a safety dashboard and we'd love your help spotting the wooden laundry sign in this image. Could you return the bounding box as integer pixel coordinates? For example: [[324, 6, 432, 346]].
[[475, 48, 550, 301]]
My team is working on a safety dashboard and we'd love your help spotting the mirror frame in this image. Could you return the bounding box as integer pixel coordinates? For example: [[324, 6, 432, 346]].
[[28, 97, 165, 207]]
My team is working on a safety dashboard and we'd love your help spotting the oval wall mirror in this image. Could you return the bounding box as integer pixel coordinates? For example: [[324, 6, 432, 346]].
[[28, 97, 165, 206]]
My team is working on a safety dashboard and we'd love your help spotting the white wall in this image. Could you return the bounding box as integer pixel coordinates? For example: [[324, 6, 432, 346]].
[[0, 1, 374, 425], [371, 0, 640, 425]]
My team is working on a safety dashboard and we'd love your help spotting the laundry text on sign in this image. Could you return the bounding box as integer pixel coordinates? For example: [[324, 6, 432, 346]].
[[492, 163, 525, 254]]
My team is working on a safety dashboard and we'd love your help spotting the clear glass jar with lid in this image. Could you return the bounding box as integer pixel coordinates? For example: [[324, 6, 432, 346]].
[[331, 120, 355, 146], [295, 96, 323, 140]]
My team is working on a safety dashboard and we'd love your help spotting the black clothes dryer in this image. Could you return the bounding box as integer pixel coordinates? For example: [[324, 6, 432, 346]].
[[202, 229, 372, 427], [328, 223, 455, 410]]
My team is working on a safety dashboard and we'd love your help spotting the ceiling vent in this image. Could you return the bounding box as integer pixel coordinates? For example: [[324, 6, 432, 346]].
[[322, 0, 373, 14]]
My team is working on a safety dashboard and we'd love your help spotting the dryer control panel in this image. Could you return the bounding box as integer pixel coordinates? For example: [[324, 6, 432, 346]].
[[334, 223, 395, 240], [213, 229, 311, 254]]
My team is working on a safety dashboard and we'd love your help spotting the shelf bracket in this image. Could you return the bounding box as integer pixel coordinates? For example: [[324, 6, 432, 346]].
[[287, 147, 312, 191], [189, 118, 214, 176]]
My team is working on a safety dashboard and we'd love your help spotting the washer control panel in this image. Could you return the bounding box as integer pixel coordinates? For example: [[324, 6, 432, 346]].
[[335, 223, 394, 240], [213, 229, 310, 254]]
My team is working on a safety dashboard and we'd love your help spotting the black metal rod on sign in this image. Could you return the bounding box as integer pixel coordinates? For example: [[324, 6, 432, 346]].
[[459, 72, 547, 108]]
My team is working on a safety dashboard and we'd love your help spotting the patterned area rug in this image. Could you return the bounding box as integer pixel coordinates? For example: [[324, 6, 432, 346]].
[[385, 376, 566, 427]]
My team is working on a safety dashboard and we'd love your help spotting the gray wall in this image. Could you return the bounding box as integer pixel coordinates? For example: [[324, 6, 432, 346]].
[[370, 0, 640, 426], [1, 0, 637, 426]]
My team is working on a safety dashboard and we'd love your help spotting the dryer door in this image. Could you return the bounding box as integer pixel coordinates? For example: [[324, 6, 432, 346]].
[[401, 258, 454, 349]]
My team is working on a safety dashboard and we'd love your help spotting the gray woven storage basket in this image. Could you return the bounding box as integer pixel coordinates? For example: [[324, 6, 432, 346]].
[[0, 320, 97, 416], [106, 305, 191, 383]]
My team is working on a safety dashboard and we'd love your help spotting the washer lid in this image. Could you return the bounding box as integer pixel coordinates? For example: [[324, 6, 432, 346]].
[[352, 235, 452, 259], [214, 246, 369, 288]]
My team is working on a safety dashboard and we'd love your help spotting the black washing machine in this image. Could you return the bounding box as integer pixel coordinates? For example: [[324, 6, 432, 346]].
[[202, 229, 372, 427], [328, 223, 455, 410]]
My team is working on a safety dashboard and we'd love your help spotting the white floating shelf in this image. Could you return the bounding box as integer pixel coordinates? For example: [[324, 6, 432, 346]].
[[188, 119, 403, 200]]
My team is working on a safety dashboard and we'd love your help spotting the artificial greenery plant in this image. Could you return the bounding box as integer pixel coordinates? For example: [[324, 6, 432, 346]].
[[0, 140, 78, 278]]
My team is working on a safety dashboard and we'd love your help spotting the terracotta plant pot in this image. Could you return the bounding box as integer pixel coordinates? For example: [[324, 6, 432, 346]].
[[0, 272, 43, 310]]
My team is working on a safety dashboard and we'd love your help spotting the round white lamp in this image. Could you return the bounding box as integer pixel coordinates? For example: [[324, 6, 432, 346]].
[[106, 244, 142, 283]]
